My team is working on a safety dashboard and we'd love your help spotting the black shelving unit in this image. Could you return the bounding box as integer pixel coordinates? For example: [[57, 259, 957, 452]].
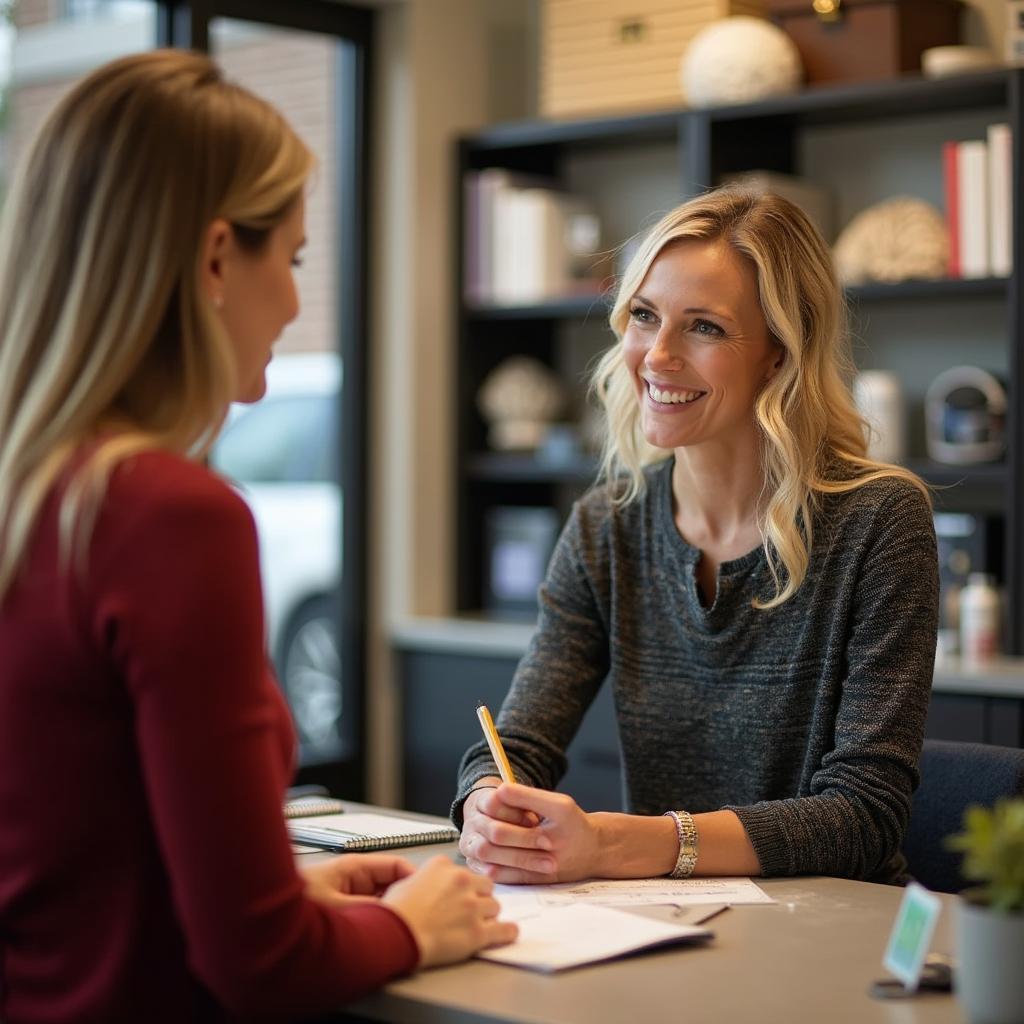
[[455, 69, 1024, 652]]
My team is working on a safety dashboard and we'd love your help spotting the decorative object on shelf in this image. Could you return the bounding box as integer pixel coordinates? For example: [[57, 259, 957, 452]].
[[1007, 1, 1024, 66], [945, 798, 1024, 1024], [922, 45, 998, 80], [723, 170, 834, 243], [925, 366, 1006, 466], [959, 572, 1001, 665], [934, 513, 1003, 662], [833, 197, 947, 285], [680, 16, 802, 107], [536, 424, 582, 467], [477, 357, 565, 452], [484, 506, 561, 616], [853, 371, 905, 463], [766, 0, 963, 85], [539, 0, 765, 118]]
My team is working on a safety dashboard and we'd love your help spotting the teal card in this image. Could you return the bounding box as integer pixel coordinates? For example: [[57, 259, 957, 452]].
[[883, 881, 943, 990]]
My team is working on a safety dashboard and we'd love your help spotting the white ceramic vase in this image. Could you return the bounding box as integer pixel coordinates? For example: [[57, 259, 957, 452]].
[[955, 899, 1024, 1024]]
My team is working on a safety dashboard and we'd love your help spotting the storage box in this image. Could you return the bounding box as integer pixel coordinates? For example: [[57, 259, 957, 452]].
[[766, 0, 962, 85], [540, 0, 765, 119]]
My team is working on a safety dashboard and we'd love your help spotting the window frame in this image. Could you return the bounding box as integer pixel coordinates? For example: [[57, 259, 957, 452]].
[[160, 0, 373, 797]]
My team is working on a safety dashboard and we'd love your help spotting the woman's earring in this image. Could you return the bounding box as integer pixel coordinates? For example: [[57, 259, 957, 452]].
[[213, 294, 224, 310]]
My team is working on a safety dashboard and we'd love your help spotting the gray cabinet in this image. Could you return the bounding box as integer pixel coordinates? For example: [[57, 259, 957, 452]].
[[399, 647, 622, 816]]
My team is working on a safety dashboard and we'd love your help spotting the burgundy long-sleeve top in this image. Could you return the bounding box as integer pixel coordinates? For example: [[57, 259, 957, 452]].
[[0, 449, 419, 1023]]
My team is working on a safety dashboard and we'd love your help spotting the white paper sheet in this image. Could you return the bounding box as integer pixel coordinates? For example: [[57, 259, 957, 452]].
[[495, 876, 773, 915], [477, 903, 712, 973]]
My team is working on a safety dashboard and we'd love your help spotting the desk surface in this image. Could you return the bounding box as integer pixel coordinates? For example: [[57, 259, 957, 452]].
[[316, 807, 962, 1024]]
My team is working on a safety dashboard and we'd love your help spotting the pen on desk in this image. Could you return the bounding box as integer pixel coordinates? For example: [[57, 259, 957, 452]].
[[476, 701, 516, 784]]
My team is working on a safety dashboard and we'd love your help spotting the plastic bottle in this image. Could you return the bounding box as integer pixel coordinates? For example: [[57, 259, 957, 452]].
[[959, 573, 1001, 665]]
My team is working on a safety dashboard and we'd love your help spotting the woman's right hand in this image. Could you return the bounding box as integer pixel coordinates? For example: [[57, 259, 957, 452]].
[[382, 855, 517, 968]]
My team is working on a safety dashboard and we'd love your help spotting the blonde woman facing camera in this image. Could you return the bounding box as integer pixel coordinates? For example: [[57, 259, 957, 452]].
[[454, 188, 938, 886], [0, 51, 513, 1024]]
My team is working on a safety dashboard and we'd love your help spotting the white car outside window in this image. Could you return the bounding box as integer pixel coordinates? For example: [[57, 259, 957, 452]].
[[211, 352, 343, 766]]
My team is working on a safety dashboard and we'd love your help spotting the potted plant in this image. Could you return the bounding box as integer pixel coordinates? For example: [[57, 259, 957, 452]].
[[945, 798, 1024, 1024]]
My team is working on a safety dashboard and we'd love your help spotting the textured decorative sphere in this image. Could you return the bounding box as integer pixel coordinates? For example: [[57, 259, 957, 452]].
[[477, 356, 565, 451], [833, 197, 949, 285], [680, 17, 802, 107]]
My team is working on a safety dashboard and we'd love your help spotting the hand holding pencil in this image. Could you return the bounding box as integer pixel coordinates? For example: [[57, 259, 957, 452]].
[[461, 703, 600, 884]]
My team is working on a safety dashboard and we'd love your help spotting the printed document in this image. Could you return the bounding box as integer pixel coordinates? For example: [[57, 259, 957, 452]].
[[495, 876, 773, 919], [477, 903, 712, 973]]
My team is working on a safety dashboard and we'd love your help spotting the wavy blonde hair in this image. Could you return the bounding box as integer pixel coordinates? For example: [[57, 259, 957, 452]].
[[0, 49, 313, 601], [592, 187, 928, 609]]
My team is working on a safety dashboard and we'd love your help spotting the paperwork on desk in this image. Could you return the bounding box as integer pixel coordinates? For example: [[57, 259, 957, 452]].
[[480, 878, 771, 973], [494, 876, 773, 915], [478, 903, 713, 973]]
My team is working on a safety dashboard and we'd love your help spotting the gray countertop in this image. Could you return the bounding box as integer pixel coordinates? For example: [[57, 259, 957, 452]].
[[392, 616, 1024, 698], [335, 807, 964, 1024]]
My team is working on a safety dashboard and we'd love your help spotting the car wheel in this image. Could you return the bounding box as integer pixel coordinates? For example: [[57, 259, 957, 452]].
[[279, 598, 343, 763]]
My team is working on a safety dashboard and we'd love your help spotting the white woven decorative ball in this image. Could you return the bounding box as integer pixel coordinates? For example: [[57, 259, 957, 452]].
[[477, 357, 565, 451], [680, 17, 802, 107], [833, 197, 949, 285]]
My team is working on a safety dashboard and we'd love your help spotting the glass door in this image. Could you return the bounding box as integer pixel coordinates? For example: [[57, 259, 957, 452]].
[[181, 1, 372, 797]]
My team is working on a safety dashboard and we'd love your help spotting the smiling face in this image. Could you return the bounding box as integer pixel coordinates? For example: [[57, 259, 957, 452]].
[[622, 237, 782, 453]]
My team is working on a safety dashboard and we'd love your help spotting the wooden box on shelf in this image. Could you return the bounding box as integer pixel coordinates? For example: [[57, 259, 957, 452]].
[[540, 0, 764, 119], [766, 0, 963, 85]]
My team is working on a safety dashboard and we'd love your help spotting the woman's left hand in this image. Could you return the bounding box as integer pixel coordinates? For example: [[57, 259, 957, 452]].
[[300, 853, 417, 909], [462, 783, 602, 884]]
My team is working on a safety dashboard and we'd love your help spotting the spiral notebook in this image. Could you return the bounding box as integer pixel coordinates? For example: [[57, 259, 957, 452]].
[[287, 813, 459, 852], [283, 797, 346, 819]]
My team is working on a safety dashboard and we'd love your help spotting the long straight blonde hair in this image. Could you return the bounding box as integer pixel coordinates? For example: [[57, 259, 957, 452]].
[[592, 187, 929, 609], [0, 49, 313, 602]]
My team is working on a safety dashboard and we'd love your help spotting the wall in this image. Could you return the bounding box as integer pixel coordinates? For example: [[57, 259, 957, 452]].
[[366, 0, 534, 804]]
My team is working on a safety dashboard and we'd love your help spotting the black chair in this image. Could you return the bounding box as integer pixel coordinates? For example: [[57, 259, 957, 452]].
[[903, 738, 1024, 894]]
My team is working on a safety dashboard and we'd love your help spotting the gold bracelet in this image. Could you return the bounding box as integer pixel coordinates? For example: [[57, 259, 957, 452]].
[[663, 810, 699, 878]]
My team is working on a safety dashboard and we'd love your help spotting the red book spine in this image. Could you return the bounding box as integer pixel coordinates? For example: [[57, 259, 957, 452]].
[[943, 141, 961, 279]]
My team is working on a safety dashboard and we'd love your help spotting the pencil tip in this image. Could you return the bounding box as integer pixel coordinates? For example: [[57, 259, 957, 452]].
[[476, 699, 484, 708]]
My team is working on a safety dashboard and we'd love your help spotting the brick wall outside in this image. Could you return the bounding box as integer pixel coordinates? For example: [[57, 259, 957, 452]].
[[215, 30, 337, 356], [15, 0, 53, 29], [6, 22, 337, 354]]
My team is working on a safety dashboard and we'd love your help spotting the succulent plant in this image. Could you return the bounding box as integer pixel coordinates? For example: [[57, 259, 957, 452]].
[[945, 798, 1024, 914]]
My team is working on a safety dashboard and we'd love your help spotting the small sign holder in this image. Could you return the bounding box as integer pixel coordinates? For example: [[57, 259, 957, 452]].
[[870, 882, 950, 999]]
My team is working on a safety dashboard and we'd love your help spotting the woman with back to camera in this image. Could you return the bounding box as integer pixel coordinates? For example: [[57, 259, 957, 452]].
[[0, 50, 514, 1024], [454, 188, 939, 886]]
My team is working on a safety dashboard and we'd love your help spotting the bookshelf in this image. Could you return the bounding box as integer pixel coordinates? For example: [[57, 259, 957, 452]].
[[454, 67, 1024, 654]]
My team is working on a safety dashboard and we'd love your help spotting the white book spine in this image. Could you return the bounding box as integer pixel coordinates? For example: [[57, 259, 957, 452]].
[[532, 189, 569, 299], [958, 140, 990, 279], [987, 123, 1012, 277], [478, 169, 511, 303], [490, 181, 522, 304]]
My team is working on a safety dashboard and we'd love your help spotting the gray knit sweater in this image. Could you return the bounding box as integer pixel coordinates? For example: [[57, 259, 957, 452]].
[[455, 458, 939, 883]]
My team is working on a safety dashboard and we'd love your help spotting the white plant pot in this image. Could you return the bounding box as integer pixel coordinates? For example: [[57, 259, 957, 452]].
[[955, 899, 1024, 1024]]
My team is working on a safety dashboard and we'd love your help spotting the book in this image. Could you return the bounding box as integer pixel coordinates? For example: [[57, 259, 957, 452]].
[[988, 123, 1012, 278], [286, 813, 459, 852], [477, 903, 712, 973], [283, 797, 346, 819], [943, 140, 961, 278], [958, 140, 990, 279]]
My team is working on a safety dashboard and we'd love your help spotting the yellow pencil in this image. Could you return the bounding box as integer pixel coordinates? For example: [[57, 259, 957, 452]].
[[476, 702, 515, 784]]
